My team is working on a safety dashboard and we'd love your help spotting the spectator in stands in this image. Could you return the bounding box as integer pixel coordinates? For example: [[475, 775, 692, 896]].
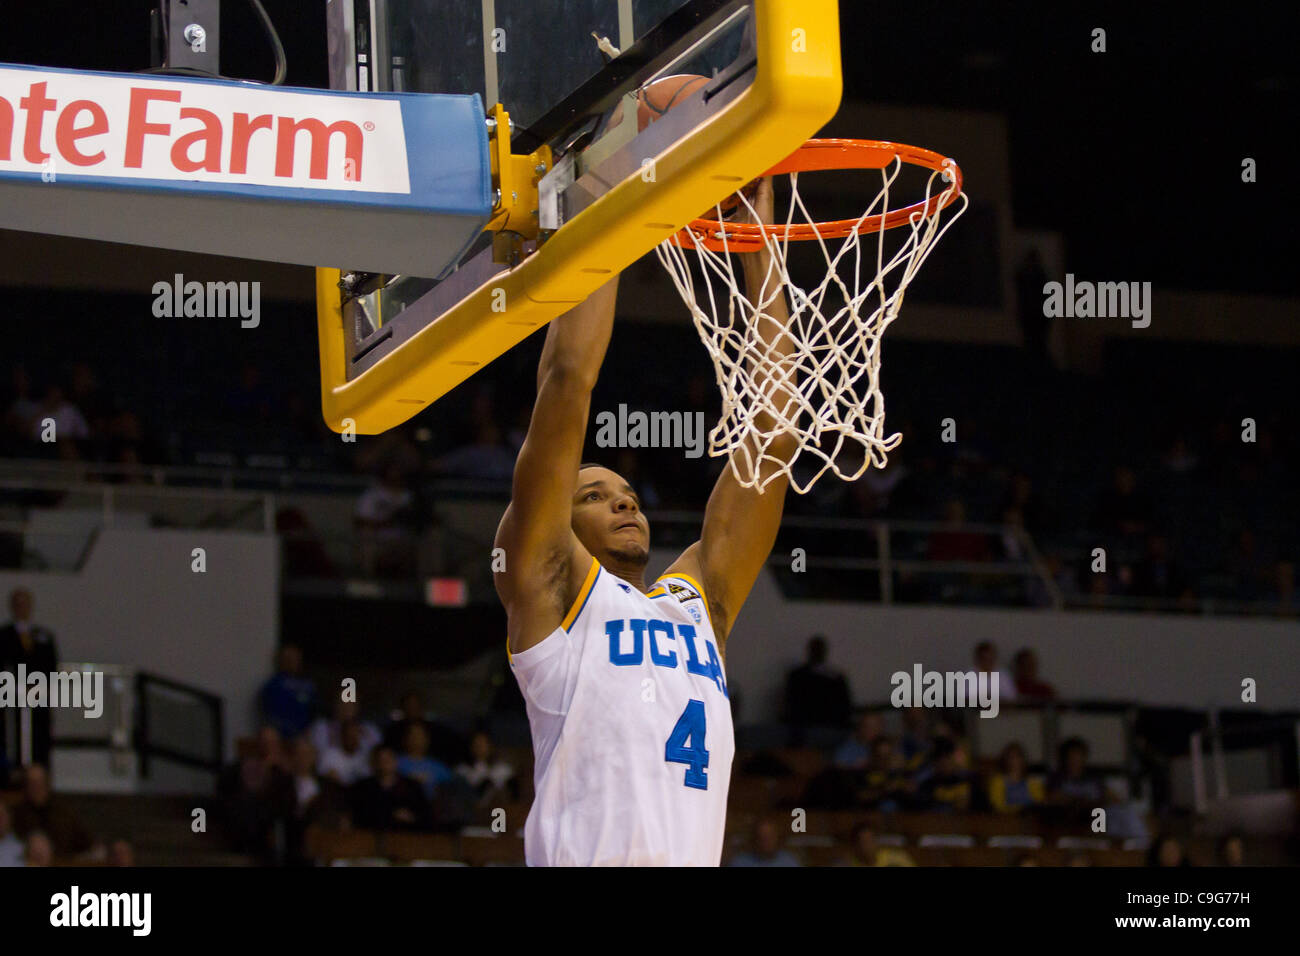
[[4, 364, 40, 443], [108, 839, 135, 867], [1011, 648, 1057, 702], [350, 746, 432, 831], [0, 588, 60, 770], [1131, 533, 1192, 602], [23, 831, 53, 867], [217, 728, 292, 861], [927, 498, 993, 563], [973, 641, 1017, 704], [31, 383, 90, 454], [1047, 738, 1110, 826], [899, 707, 934, 770], [384, 691, 469, 767], [286, 737, 345, 865], [728, 817, 801, 867], [833, 711, 885, 771], [354, 462, 422, 577], [309, 698, 382, 761], [396, 722, 455, 802], [916, 737, 975, 813], [1216, 832, 1246, 867], [1092, 465, 1151, 540], [435, 419, 516, 480], [986, 742, 1045, 814], [855, 736, 911, 812], [455, 730, 518, 806], [0, 801, 23, 867], [783, 635, 852, 742], [845, 822, 915, 867], [10, 763, 95, 858], [319, 719, 375, 787], [259, 644, 318, 740], [1147, 834, 1189, 867]]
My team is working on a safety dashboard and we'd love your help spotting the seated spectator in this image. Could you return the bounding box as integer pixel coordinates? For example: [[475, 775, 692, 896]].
[[728, 817, 801, 867], [108, 839, 135, 867], [455, 730, 518, 806], [31, 384, 90, 452], [217, 729, 293, 860], [899, 707, 934, 771], [986, 742, 1045, 814], [927, 498, 992, 563], [434, 421, 516, 480], [1012, 648, 1057, 701], [0, 802, 23, 867], [383, 691, 470, 767], [354, 463, 421, 577], [286, 737, 346, 865], [319, 719, 376, 787], [396, 723, 455, 802], [10, 764, 95, 858], [783, 635, 852, 740], [845, 823, 915, 867], [350, 746, 432, 831], [1044, 737, 1112, 829], [973, 641, 1016, 703], [309, 699, 382, 760], [1147, 834, 1189, 867], [833, 711, 884, 771], [4, 364, 40, 442], [1217, 832, 1246, 866], [259, 644, 318, 740], [916, 737, 975, 813], [1131, 533, 1191, 601], [1092, 465, 1152, 539], [855, 736, 911, 812], [24, 831, 53, 867]]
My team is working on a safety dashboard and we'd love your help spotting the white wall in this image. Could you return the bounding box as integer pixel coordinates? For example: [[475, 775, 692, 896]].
[[649, 550, 1300, 723], [1, 527, 280, 755]]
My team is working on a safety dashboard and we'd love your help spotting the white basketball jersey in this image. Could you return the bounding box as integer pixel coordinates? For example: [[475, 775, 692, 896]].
[[509, 558, 734, 866]]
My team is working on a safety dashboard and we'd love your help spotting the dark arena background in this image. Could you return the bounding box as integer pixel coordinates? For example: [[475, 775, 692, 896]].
[[0, 0, 1296, 937]]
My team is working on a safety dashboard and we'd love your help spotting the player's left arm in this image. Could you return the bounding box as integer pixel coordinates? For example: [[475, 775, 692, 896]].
[[664, 179, 798, 644]]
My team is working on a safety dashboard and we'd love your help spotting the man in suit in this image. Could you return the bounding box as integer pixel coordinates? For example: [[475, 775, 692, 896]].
[[0, 588, 60, 778]]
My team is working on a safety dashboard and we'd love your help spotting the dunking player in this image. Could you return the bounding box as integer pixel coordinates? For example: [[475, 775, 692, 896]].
[[494, 179, 797, 865]]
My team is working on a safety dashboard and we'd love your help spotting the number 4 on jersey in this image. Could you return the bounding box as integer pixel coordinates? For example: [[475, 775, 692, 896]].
[[665, 699, 709, 789]]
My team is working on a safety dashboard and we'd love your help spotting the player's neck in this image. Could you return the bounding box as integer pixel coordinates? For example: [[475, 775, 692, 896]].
[[604, 560, 648, 593]]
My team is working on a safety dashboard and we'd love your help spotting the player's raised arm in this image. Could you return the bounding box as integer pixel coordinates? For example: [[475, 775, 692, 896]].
[[494, 278, 619, 654], [665, 179, 799, 644]]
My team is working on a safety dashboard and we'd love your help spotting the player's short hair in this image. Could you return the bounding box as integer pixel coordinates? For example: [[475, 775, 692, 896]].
[[578, 462, 604, 471]]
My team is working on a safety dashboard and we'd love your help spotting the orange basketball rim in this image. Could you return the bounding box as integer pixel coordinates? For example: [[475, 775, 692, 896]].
[[678, 138, 965, 252]]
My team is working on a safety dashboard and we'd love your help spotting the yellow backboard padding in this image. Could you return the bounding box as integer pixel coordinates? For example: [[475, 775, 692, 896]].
[[318, 0, 842, 433]]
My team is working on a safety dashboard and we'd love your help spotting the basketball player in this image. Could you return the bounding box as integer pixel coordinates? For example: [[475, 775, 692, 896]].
[[495, 178, 797, 865]]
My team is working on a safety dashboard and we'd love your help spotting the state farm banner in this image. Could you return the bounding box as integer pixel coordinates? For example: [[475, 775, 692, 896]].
[[0, 62, 492, 275], [0, 65, 415, 193]]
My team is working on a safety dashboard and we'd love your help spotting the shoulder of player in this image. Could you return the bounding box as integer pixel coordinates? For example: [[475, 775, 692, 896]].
[[656, 548, 731, 644]]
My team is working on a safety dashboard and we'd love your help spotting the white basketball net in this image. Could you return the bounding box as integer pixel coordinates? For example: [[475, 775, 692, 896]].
[[655, 155, 967, 494]]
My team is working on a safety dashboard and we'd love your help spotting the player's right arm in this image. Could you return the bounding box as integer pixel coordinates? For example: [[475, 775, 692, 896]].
[[494, 278, 619, 655]]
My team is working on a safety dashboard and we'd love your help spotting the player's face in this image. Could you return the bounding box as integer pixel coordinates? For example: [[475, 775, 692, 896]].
[[572, 467, 650, 565]]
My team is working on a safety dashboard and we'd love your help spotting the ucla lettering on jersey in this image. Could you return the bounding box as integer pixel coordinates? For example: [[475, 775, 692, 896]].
[[508, 558, 734, 866]]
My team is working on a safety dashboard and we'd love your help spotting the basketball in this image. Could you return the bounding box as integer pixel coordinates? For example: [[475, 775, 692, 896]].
[[636, 74, 759, 219]]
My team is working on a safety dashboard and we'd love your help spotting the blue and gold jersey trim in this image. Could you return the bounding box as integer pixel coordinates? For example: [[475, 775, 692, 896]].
[[562, 556, 602, 631]]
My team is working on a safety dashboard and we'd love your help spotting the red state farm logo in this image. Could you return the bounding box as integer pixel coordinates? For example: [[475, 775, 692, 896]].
[[0, 67, 411, 193]]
